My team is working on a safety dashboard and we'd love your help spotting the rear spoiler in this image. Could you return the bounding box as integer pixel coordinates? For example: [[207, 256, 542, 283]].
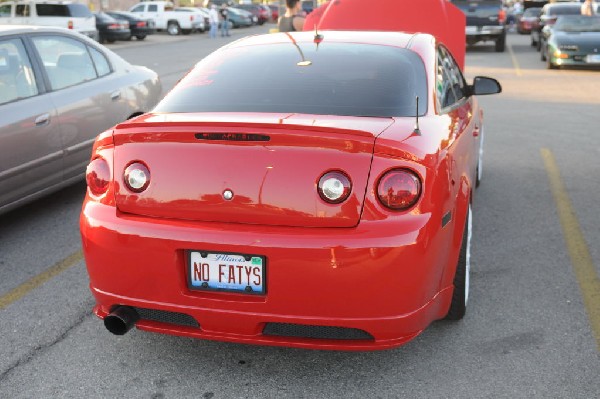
[[303, 0, 466, 70]]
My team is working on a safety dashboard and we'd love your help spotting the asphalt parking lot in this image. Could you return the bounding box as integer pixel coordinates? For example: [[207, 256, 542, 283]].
[[0, 25, 599, 398]]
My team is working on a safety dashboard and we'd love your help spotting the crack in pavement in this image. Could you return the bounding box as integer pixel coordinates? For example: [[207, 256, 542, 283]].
[[0, 298, 95, 383]]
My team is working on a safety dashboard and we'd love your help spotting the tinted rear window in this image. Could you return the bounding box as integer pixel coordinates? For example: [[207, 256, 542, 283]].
[[155, 43, 427, 117], [36, 4, 92, 17], [547, 5, 582, 16]]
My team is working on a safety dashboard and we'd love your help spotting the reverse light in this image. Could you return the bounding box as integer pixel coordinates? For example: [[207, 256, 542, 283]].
[[318, 171, 352, 204], [377, 169, 421, 211], [124, 162, 150, 193], [86, 158, 110, 196]]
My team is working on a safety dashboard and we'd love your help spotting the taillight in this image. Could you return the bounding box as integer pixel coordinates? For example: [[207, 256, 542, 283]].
[[318, 171, 352, 204], [68, 20, 74, 29], [124, 162, 150, 193], [376, 169, 421, 211], [190, 15, 194, 21], [498, 9, 506, 24], [137, 21, 146, 27], [108, 24, 119, 29], [86, 158, 110, 196]]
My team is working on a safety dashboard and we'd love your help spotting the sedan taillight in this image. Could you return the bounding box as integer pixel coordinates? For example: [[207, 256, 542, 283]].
[[124, 162, 151, 193], [137, 21, 146, 27], [377, 169, 421, 211], [86, 158, 111, 196]]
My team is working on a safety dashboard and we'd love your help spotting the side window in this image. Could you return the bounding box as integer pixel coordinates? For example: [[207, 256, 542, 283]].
[[440, 46, 467, 102], [148, 5, 158, 12], [0, 4, 12, 17], [16, 4, 29, 16], [131, 5, 144, 12], [32, 35, 98, 91], [0, 38, 39, 105], [88, 46, 111, 77]]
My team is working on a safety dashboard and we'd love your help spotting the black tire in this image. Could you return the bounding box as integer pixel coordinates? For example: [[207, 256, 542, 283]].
[[536, 37, 541, 51], [136, 35, 146, 40], [106, 38, 116, 44], [445, 205, 472, 321], [495, 34, 506, 52], [167, 21, 181, 36], [530, 35, 537, 47], [181, 29, 192, 35]]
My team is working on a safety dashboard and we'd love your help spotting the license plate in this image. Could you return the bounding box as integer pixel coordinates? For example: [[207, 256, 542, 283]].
[[187, 251, 265, 294], [466, 26, 478, 34], [585, 54, 600, 64]]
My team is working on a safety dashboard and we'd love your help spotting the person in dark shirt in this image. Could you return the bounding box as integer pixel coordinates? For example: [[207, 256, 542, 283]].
[[220, 3, 230, 37], [278, 0, 305, 32]]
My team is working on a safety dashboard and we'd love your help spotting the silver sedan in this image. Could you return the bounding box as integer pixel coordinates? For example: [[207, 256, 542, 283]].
[[0, 25, 161, 215]]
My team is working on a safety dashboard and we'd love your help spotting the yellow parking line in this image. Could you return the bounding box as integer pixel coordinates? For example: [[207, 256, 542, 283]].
[[541, 148, 600, 351], [507, 43, 523, 76], [0, 250, 83, 311]]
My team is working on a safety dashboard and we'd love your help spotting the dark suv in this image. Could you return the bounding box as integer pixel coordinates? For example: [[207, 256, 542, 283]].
[[451, 0, 507, 52]]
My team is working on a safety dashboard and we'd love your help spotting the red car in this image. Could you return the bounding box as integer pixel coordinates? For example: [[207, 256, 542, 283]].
[[81, 31, 500, 351], [518, 7, 542, 34]]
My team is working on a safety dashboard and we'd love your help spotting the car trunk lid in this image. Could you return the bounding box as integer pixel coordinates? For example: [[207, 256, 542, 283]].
[[112, 113, 395, 227]]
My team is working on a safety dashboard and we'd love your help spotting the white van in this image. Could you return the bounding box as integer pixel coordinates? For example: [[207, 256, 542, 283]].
[[0, 1, 98, 40]]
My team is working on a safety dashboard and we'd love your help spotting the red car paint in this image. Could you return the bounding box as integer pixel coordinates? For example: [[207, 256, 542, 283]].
[[81, 31, 497, 350], [304, 0, 466, 70]]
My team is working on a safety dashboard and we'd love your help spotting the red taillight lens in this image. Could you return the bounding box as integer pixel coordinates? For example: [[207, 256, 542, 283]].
[[68, 20, 74, 29], [137, 21, 146, 27], [124, 162, 150, 193], [318, 171, 352, 204], [190, 15, 194, 21], [86, 158, 110, 196], [377, 169, 421, 211], [108, 24, 119, 29]]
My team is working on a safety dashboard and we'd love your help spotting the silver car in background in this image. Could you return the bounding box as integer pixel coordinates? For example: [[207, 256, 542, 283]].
[[0, 25, 161, 215]]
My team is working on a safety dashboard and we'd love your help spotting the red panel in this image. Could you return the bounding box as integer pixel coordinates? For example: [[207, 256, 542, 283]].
[[304, 0, 466, 70]]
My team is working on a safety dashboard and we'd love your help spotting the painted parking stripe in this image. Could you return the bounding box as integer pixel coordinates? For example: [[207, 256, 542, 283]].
[[507, 43, 523, 77], [0, 250, 83, 311], [541, 148, 600, 351]]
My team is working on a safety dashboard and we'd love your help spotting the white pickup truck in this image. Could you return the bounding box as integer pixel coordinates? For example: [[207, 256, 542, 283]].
[[129, 1, 203, 35], [0, 1, 98, 40]]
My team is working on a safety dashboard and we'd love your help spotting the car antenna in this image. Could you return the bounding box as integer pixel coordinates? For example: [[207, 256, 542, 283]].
[[314, 25, 323, 50], [413, 96, 421, 135]]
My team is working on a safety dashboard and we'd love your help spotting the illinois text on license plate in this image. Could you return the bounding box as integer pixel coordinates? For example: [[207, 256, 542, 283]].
[[187, 251, 265, 294]]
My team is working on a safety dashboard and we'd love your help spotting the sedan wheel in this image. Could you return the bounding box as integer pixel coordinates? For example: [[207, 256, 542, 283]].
[[445, 204, 472, 320]]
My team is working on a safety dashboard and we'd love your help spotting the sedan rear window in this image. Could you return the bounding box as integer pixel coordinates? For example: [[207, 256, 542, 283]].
[[155, 42, 427, 117], [36, 4, 93, 18]]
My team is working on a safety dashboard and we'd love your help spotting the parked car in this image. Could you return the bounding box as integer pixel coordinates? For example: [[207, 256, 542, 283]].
[[518, 7, 542, 34], [174, 7, 207, 33], [540, 15, 600, 69], [94, 12, 130, 44], [451, 0, 506, 52], [129, 1, 201, 35], [0, 0, 98, 40], [0, 25, 161, 216], [81, 29, 500, 350], [236, 3, 268, 25], [105, 11, 157, 41], [268, 4, 279, 22], [227, 7, 253, 28], [531, 2, 582, 50]]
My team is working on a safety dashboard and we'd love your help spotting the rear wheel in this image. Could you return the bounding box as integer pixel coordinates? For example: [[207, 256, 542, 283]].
[[167, 21, 181, 36], [136, 35, 146, 40], [445, 205, 472, 320], [495, 34, 506, 52]]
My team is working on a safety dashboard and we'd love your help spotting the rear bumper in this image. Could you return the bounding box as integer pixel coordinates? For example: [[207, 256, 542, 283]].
[[466, 25, 505, 43], [81, 201, 456, 350]]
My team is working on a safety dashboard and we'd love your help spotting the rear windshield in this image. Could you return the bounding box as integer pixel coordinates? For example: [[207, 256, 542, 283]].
[[547, 5, 582, 16], [36, 4, 92, 17], [155, 42, 428, 118]]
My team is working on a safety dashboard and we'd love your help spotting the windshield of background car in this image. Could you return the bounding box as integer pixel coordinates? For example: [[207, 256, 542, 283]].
[[555, 16, 600, 32], [154, 43, 428, 117], [36, 4, 93, 18]]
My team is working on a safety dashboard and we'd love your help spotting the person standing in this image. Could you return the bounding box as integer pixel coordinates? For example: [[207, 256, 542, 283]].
[[277, 0, 305, 32], [208, 4, 219, 38], [581, 0, 596, 16], [220, 3, 230, 37]]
